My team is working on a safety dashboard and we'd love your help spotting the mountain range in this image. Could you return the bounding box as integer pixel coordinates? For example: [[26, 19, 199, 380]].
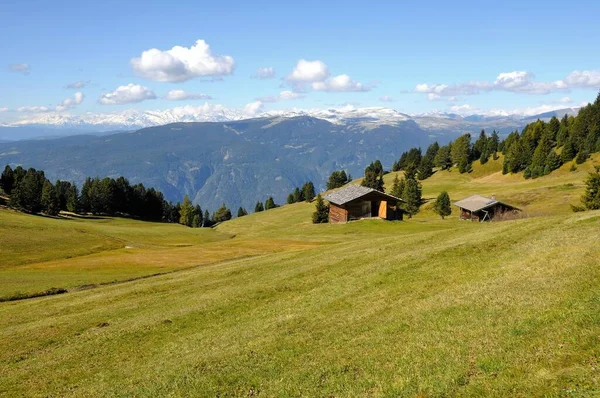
[[0, 106, 580, 211]]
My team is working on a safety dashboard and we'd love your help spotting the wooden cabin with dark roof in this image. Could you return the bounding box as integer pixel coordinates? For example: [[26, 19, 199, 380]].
[[454, 194, 520, 221], [324, 185, 404, 223]]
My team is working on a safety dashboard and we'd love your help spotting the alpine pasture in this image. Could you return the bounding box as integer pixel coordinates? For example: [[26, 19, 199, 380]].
[[1, 155, 599, 397]]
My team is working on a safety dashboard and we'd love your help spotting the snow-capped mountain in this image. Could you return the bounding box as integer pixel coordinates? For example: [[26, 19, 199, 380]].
[[0, 104, 580, 142]]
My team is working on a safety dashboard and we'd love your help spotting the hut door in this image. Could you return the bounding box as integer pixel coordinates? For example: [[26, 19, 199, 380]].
[[371, 201, 378, 217], [361, 202, 371, 218]]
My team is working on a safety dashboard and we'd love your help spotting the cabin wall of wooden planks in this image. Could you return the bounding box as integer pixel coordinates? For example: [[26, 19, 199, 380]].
[[329, 204, 348, 223]]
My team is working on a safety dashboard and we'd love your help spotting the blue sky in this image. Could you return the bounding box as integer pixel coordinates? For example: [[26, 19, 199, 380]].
[[1, 0, 600, 123]]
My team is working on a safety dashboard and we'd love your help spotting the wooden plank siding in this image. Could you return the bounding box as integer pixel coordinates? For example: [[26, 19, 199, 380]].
[[329, 204, 348, 223]]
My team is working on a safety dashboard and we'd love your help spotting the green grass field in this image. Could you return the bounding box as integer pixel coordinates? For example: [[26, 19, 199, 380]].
[[1, 155, 599, 396]]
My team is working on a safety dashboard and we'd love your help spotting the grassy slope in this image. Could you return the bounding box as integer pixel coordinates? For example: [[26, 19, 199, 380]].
[[0, 156, 599, 396]]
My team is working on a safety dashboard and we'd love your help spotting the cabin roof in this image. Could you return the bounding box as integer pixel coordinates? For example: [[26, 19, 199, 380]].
[[453, 194, 519, 212], [324, 185, 404, 206]]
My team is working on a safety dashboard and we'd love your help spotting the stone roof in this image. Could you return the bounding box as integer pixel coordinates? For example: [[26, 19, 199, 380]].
[[453, 194, 519, 212], [324, 185, 403, 206]]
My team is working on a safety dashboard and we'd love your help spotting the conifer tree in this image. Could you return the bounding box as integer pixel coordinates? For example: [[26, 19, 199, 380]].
[[287, 193, 295, 204], [390, 174, 404, 199], [433, 191, 452, 219], [41, 180, 59, 216], [0, 165, 14, 195], [265, 196, 277, 210], [203, 209, 211, 227], [561, 136, 577, 162], [66, 184, 79, 213], [452, 134, 472, 173], [213, 203, 232, 222], [434, 145, 453, 170], [311, 194, 329, 223], [293, 187, 303, 202], [179, 195, 194, 227], [581, 166, 600, 210], [237, 207, 248, 217], [302, 181, 316, 202], [192, 213, 201, 228], [402, 177, 422, 217], [254, 201, 264, 212], [326, 170, 348, 190], [417, 156, 434, 180]]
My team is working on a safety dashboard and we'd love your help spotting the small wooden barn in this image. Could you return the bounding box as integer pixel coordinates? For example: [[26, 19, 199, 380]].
[[324, 185, 404, 223], [454, 194, 520, 221]]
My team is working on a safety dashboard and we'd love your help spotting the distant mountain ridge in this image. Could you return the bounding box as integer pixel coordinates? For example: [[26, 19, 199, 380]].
[[0, 116, 428, 211], [0, 107, 581, 211], [0, 106, 580, 141]]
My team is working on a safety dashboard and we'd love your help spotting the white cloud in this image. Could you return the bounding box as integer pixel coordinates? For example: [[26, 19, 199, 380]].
[[66, 80, 90, 89], [414, 69, 600, 98], [0, 107, 7, 112], [56, 92, 84, 111], [259, 90, 304, 102], [8, 63, 30, 74], [17, 106, 49, 113], [312, 74, 370, 92], [447, 102, 579, 118], [243, 101, 264, 116], [130, 39, 235, 82], [287, 59, 329, 82], [564, 70, 600, 88], [164, 90, 212, 101], [379, 96, 395, 102], [99, 84, 156, 105], [253, 67, 276, 79]]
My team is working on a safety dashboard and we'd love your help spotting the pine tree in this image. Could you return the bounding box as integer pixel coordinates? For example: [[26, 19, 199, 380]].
[[581, 166, 600, 210], [213, 203, 232, 222], [433, 191, 452, 219], [203, 209, 211, 227], [287, 193, 295, 204], [66, 184, 79, 213], [452, 134, 472, 173], [312, 194, 329, 223], [390, 174, 404, 199], [293, 187, 304, 202], [544, 151, 562, 174], [9, 168, 45, 213], [179, 196, 194, 227], [472, 130, 487, 161], [561, 136, 577, 162], [237, 207, 248, 217], [265, 196, 277, 210], [575, 150, 589, 165], [40, 180, 59, 216], [489, 131, 500, 159], [254, 201, 264, 212], [192, 214, 201, 228], [326, 170, 348, 190], [417, 156, 433, 180], [434, 145, 453, 170], [302, 181, 316, 202], [361, 170, 384, 191], [402, 178, 422, 217], [0, 165, 15, 195]]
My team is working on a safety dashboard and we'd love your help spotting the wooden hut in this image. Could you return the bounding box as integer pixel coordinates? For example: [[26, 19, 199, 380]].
[[324, 185, 404, 223], [454, 194, 520, 221]]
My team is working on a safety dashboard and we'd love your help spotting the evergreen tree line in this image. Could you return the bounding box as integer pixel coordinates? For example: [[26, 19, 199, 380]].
[[503, 94, 600, 178], [286, 182, 316, 204], [0, 164, 237, 228], [253, 196, 278, 213], [392, 130, 501, 178], [361, 160, 385, 191], [326, 170, 352, 190]]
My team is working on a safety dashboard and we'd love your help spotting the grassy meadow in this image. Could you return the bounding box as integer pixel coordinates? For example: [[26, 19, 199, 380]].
[[1, 155, 599, 396]]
